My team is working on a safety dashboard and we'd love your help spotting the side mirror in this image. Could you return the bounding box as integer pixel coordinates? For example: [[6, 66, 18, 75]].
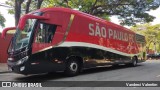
[[18, 14, 49, 30], [1, 27, 16, 39]]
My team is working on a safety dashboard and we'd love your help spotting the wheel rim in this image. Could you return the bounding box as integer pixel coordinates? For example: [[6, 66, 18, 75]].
[[69, 61, 78, 72], [133, 60, 137, 66]]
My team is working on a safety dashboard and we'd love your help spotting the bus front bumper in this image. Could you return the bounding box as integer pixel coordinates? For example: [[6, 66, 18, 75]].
[[7, 60, 65, 75]]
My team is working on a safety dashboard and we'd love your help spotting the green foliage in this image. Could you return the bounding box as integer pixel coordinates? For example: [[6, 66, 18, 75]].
[[42, 0, 110, 21], [43, 0, 160, 26], [0, 13, 6, 27], [6, 0, 160, 26], [131, 23, 160, 53], [6, 0, 38, 15], [5, 0, 14, 14]]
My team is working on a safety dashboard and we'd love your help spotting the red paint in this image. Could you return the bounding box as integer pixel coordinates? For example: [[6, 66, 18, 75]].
[[27, 7, 143, 55], [1, 27, 16, 39], [31, 10, 71, 53], [64, 9, 140, 55], [18, 14, 49, 30], [0, 34, 13, 63], [1, 7, 144, 57]]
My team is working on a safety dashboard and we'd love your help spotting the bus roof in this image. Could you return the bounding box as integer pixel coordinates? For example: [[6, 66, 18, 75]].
[[36, 7, 134, 33]]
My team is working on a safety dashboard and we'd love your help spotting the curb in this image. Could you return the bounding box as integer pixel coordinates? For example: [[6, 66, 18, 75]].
[[0, 63, 9, 73]]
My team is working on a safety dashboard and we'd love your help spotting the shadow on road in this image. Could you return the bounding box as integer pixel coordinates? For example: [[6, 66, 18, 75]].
[[15, 64, 142, 82], [82, 64, 142, 75]]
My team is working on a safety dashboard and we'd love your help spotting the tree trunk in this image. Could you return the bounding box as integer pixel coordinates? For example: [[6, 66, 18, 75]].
[[25, 0, 32, 14], [64, 0, 69, 7], [37, 0, 43, 9], [15, 0, 24, 26]]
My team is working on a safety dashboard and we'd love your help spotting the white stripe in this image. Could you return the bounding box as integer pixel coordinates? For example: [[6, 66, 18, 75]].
[[58, 42, 139, 57]]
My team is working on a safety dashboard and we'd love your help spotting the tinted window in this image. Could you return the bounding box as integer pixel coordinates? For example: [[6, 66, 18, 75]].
[[35, 22, 57, 43]]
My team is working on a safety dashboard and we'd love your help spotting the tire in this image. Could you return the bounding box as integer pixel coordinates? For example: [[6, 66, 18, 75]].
[[130, 57, 137, 67], [126, 57, 137, 67], [65, 58, 80, 76], [112, 64, 119, 67]]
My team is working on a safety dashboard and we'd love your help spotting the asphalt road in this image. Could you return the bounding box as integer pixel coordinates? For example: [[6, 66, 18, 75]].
[[0, 60, 160, 90]]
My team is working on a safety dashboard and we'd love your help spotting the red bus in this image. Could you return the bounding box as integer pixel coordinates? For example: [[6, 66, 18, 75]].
[[1, 7, 146, 76]]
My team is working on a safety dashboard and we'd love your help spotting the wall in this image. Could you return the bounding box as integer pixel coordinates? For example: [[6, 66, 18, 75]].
[[0, 34, 13, 63]]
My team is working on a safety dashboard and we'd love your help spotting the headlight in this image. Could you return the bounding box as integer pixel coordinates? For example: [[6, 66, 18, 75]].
[[16, 56, 29, 65], [8, 57, 14, 61], [20, 66, 25, 71]]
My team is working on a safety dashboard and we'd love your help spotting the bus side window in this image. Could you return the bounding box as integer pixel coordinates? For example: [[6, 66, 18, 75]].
[[35, 22, 57, 43]]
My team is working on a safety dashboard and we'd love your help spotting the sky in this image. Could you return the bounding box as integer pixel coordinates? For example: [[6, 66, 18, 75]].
[[0, 1, 160, 32]]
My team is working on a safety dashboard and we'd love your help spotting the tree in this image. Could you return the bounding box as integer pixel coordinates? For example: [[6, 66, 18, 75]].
[[131, 24, 160, 53], [6, 0, 44, 26], [15, 0, 24, 26], [37, 0, 44, 9], [0, 13, 5, 27], [25, 0, 32, 14], [6, 0, 160, 26], [44, 0, 160, 26]]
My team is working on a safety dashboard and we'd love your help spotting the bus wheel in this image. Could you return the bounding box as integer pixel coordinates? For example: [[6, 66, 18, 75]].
[[131, 58, 137, 67], [65, 58, 80, 76]]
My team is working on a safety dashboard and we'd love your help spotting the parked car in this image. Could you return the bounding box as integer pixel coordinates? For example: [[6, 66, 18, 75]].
[[147, 54, 160, 60]]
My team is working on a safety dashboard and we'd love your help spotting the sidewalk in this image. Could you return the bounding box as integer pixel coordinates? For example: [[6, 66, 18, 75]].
[[0, 63, 9, 72]]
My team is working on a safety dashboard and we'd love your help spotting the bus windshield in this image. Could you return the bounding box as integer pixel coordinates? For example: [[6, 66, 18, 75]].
[[8, 19, 36, 52]]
